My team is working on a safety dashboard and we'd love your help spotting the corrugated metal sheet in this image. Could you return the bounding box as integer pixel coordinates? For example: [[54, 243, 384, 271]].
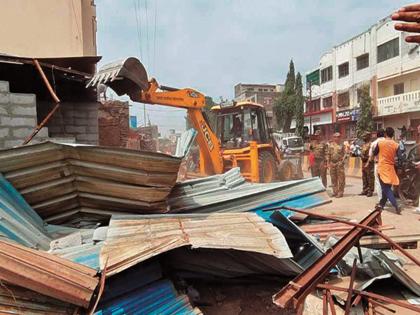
[[0, 174, 51, 249], [95, 279, 202, 315], [0, 239, 99, 308], [101, 212, 295, 276], [168, 168, 330, 214], [175, 128, 197, 157], [0, 284, 77, 315], [0, 141, 182, 225]]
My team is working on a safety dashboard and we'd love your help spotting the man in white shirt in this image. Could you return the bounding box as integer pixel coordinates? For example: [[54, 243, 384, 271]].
[[367, 129, 385, 201]]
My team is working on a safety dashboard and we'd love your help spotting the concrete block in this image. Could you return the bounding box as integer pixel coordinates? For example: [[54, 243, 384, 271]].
[[46, 125, 65, 134], [0, 128, 10, 138], [0, 104, 9, 115], [9, 93, 36, 105], [74, 118, 89, 126], [1, 116, 36, 127], [0, 93, 10, 104], [87, 126, 98, 133], [10, 104, 37, 116], [5, 139, 23, 148], [12, 127, 34, 138], [65, 125, 86, 134], [34, 127, 49, 138], [0, 81, 9, 93], [73, 110, 88, 118], [88, 110, 99, 118], [76, 133, 98, 142]]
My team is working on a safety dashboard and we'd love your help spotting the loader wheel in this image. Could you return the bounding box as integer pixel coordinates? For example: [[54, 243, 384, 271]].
[[259, 151, 277, 183], [279, 161, 294, 181]]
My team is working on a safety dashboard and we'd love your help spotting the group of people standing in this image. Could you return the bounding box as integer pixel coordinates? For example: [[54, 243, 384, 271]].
[[309, 127, 406, 214], [309, 130, 346, 198]]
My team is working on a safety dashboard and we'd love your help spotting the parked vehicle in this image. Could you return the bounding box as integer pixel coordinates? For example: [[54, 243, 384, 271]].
[[273, 133, 304, 155], [398, 144, 420, 206]]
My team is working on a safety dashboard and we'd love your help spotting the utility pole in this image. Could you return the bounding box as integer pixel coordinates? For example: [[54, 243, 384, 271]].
[[143, 104, 146, 126], [308, 80, 313, 136]]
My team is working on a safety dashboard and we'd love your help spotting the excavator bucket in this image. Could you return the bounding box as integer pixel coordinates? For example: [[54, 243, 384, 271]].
[[86, 57, 149, 102]]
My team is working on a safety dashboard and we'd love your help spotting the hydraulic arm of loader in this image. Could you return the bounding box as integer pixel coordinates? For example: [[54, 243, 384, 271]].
[[87, 57, 224, 175]]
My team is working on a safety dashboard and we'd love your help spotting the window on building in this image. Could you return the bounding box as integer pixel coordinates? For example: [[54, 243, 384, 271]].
[[258, 88, 263, 92], [263, 88, 268, 91], [247, 88, 254, 91], [394, 83, 404, 95], [322, 96, 333, 108], [338, 62, 349, 78], [377, 38, 399, 63], [337, 92, 350, 108], [306, 98, 321, 113], [321, 66, 333, 83], [356, 53, 369, 70]]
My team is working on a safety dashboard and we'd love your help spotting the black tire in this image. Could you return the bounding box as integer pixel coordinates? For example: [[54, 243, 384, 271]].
[[399, 178, 419, 206], [279, 161, 294, 181], [259, 151, 277, 183]]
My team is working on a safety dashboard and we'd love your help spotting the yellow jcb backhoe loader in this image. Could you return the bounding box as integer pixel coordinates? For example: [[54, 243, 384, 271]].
[[87, 57, 301, 182]]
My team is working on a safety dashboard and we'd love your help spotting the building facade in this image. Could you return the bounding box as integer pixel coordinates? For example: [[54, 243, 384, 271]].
[[305, 16, 420, 140], [234, 83, 284, 129], [0, 0, 97, 57]]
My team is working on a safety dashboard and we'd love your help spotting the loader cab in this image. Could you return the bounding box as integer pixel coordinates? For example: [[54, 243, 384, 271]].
[[212, 102, 272, 149]]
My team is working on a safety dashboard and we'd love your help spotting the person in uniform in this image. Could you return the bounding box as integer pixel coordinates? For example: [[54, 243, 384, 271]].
[[360, 132, 375, 197], [309, 130, 328, 188], [328, 132, 346, 198]]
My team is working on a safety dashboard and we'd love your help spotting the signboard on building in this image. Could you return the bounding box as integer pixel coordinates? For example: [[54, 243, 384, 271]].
[[336, 108, 360, 122], [129, 116, 137, 128]]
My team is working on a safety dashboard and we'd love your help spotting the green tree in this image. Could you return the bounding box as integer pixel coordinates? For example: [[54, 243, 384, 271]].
[[275, 60, 296, 132], [294, 72, 305, 137], [356, 85, 374, 138]]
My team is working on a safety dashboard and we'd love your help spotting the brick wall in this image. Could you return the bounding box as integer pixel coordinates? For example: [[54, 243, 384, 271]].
[[0, 80, 48, 148], [39, 101, 99, 145], [98, 100, 129, 147]]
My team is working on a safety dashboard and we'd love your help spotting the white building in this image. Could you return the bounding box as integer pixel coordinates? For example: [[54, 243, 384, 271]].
[[305, 16, 420, 139]]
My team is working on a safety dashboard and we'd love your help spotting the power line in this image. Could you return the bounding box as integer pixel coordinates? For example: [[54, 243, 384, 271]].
[[153, 0, 158, 75], [133, 0, 142, 58], [145, 0, 150, 70]]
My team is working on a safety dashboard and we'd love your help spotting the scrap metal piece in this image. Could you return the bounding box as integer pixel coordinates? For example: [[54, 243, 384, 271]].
[[23, 59, 61, 145], [101, 212, 296, 276], [86, 57, 149, 102], [0, 240, 99, 308], [318, 284, 420, 314], [272, 209, 381, 309]]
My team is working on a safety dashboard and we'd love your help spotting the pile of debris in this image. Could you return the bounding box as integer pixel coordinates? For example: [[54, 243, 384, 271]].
[[0, 142, 418, 314]]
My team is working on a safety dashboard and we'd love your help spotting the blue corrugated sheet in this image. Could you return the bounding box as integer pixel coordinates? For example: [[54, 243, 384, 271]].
[[254, 191, 330, 219], [95, 279, 201, 315], [0, 174, 51, 249], [53, 242, 102, 270], [257, 210, 324, 270]]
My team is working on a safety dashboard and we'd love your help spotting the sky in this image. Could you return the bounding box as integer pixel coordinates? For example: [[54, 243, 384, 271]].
[[95, 0, 408, 136]]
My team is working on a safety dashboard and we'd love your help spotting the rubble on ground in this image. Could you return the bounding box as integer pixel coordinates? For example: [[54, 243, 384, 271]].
[[0, 143, 418, 314]]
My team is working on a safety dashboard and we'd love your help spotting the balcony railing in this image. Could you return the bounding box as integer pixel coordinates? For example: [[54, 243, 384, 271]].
[[377, 90, 420, 116]]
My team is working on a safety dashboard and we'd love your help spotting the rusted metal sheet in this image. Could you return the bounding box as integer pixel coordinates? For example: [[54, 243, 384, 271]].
[[0, 283, 77, 315], [0, 240, 99, 308], [0, 142, 182, 225], [272, 209, 382, 309], [101, 212, 297, 276]]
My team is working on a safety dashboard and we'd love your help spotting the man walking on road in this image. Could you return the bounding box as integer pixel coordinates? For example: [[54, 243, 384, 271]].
[[328, 132, 346, 198], [368, 129, 385, 201], [374, 127, 402, 214], [310, 130, 328, 188], [360, 132, 374, 197]]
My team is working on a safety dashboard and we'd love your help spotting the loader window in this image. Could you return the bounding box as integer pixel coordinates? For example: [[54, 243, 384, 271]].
[[218, 112, 244, 148], [243, 109, 269, 143]]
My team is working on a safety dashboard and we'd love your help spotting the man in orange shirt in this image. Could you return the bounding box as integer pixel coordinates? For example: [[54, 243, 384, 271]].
[[374, 127, 402, 214]]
